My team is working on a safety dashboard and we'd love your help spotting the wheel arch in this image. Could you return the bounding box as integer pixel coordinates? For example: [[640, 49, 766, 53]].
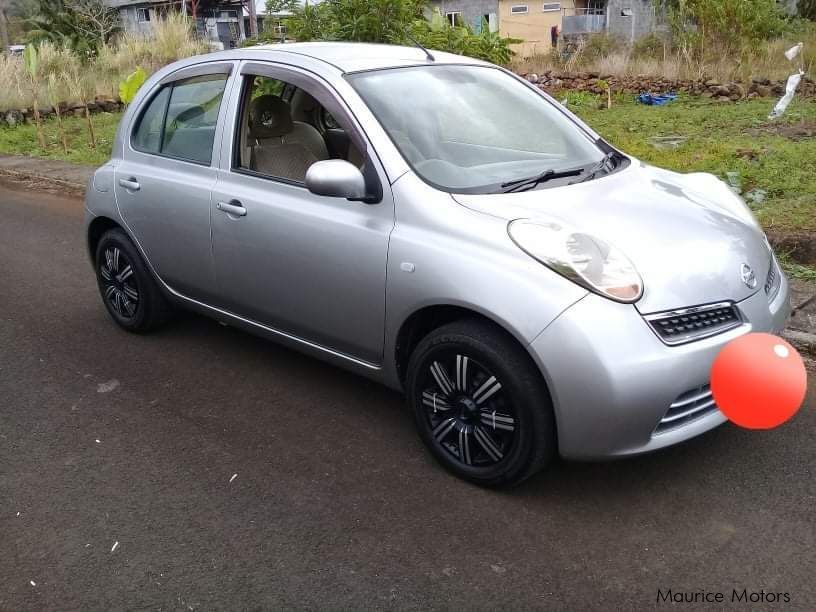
[[87, 215, 123, 262], [393, 303, 547, 390]]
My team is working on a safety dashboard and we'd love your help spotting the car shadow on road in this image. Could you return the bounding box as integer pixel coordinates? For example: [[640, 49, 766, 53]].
[[140, 311, 804, 509]]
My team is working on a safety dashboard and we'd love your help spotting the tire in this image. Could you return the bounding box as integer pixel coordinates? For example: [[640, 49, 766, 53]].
[[406, 319, 556, 487], [94, 228, 172, 333]]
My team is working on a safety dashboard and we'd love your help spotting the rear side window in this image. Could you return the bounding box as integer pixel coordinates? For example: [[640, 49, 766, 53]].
[[131, 74, 228, 164]]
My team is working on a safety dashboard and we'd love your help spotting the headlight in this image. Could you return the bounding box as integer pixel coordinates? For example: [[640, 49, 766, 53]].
[[508, 219, 643, 303]]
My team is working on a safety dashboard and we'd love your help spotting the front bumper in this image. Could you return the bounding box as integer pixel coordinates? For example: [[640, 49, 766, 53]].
[[529, 272, 791, 460]]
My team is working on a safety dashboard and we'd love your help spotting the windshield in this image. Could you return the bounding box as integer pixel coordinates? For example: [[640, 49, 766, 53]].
[[347, 65, 606, 194]]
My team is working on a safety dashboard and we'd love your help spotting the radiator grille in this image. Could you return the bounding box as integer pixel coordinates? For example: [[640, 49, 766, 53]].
[[645, 302, 742, 346], [655, 384, 719, 434]]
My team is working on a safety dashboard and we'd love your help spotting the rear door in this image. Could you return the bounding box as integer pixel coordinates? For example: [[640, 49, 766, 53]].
[[114, 62, 235, 303]]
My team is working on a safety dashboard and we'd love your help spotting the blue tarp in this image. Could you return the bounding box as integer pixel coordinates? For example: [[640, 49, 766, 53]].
[[637, 92, 678, 106]]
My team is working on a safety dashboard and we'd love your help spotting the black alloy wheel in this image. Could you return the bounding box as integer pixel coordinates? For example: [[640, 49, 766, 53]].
[[419, 352, 517, 468], [407, 320, 556, 487], [94, 228, 171, 333], [99, 245, 140, 320]]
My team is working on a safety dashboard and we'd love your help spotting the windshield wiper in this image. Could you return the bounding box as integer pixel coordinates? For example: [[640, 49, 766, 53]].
[[570, 151, 618, 184], [500, 167, 584, 193]]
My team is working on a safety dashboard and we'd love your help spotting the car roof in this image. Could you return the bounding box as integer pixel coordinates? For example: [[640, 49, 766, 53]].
[[213, 42, 489, 73]]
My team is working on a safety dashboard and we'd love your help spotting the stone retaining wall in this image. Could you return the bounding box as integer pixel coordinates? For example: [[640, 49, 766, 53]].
[[0, 98, 124, 128], [522, 71, 816, 101]]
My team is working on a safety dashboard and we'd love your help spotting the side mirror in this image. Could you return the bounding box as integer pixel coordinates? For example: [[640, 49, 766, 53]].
[[305, 159, 367, 201]]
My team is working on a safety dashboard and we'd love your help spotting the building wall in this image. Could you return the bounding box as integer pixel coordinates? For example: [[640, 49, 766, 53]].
[[498, 0, 578, 56], [429, 1, 499, 32], [606, 0, 657, 42], [777, 0, 798, 15], [117, 6, 154, 35]]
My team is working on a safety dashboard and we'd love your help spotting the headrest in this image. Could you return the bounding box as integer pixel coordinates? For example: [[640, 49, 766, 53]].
[[249, 95, 293, 138], [290, 89, 320, 121]]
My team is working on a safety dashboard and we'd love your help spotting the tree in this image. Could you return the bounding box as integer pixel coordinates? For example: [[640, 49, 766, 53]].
[[66, 0, 119, 45], [1, 0, 10, 51], [262, 0, 298, 41], [3, 0, 38, 43], [799, 0, 816, 19], [286, 1, 518, 65], [265, 0, 298, 14], [27, 0, 119, 53], [187, 1, 222, 23], [246, 0, 257, 37], [668, 0, 788, 57]]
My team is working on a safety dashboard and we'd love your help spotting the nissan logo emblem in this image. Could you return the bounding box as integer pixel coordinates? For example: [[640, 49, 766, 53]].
[[740, 263, 757, 289]]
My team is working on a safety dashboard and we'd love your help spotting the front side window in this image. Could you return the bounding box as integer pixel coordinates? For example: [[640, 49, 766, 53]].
[[347, 65, 605, 194], [233, 74, 362, 183], [131, 73, 228, 164]]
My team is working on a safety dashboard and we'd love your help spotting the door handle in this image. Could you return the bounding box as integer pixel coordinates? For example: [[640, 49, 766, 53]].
[[118, 177, 140, 191], [217, 200, 247, 217]]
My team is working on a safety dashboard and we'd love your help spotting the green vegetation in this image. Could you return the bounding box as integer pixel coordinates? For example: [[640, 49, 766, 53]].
[[567, 93, 816, 234], [26, 0, 120, 54], [0, 110, 118, 165], [248, 0, 519, 65], [515, 2, 815, 85], [777, 252, 816, 282], [119, 67, 147, 105], [668, 0, 788, 58], [0, 14, 210, 114]]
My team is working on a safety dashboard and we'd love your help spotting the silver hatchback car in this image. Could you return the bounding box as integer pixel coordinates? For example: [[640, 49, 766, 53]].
[[85, 43, 790, 486]]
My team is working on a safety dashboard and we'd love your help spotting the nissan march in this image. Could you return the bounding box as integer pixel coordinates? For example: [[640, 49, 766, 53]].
[[84, 43, 791, 486]]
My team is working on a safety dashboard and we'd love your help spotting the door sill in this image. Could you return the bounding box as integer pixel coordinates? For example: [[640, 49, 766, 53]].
[[165, 285, 382, 371]]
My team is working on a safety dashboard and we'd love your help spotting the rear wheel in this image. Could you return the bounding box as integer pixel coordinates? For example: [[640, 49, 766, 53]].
[[406, 320, 556, 487], [95, 229, 171, 333]]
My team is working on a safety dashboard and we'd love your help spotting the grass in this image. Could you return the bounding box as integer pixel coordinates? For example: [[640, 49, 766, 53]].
[[567, 93, 816, 234], [777, 252, 816, 283], [1, 92, 814, 281], [0, 111, 120, 166]]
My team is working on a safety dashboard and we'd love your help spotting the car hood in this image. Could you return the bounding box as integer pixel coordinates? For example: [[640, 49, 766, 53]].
[[452, 162, 771, 314]]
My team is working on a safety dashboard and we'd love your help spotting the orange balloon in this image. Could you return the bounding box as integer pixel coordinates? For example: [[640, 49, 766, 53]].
[[710, 333, 807, 429]]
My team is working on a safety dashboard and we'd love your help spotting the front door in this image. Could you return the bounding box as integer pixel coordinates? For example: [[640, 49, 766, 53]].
[[210, 65, 394, 364], [114, 63, 234, 302]]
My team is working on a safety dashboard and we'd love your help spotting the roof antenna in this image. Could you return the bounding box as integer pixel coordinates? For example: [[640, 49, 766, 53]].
[[405, 31, 435, 62]]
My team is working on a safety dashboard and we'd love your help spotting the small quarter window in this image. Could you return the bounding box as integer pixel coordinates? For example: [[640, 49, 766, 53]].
[[510, 5, 529, 14], [131, 87, 170, 154], [131, 73, 228, 165], [542, 2, 561, 12]]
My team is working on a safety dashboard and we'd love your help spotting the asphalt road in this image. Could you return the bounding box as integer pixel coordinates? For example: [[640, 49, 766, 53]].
[[1, 182, 814, 611]]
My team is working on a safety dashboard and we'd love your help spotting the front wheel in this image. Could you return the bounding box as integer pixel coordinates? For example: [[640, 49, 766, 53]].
[[406, 320, 556, 487]]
